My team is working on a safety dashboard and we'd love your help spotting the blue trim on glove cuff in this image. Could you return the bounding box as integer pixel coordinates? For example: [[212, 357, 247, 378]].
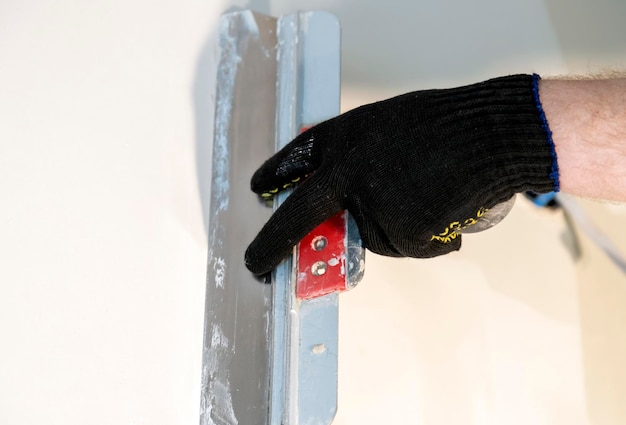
[[532, 73, 560, 192]]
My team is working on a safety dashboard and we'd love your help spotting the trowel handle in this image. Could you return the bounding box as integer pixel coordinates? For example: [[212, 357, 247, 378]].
[[460, 195, 516, 234]]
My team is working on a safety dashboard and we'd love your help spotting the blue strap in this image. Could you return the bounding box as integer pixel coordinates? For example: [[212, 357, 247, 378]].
[[531, 191, 557, 207]]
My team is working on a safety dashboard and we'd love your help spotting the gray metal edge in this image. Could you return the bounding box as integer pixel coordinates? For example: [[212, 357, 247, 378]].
[[201, 10, 277, 425], [269, 12, 299, 425], [295, 11, 342, 425]]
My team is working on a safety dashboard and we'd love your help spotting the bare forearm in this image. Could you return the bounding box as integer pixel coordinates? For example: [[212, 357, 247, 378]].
[[539, 77, 626, 201]]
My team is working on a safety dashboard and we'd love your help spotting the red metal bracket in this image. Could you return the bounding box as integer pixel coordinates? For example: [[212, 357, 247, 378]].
[[296, 211, 348, 300]]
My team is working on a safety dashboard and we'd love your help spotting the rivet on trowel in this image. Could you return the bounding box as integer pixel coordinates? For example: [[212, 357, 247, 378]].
[[311, 261, 327, 276], [311, 236, 328, 251], [312, 344, 326, 354]]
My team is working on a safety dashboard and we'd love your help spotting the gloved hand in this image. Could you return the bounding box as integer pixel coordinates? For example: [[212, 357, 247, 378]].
[[245, 74, 559, 275]]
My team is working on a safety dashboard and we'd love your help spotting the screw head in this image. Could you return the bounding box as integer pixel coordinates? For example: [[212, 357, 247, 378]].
[[312, 344, 326, 354], [311, 261, 327, 276], [311, 236, 328, 251]]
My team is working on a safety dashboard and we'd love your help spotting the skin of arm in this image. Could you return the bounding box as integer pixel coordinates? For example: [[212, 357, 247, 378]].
[[539, 77, 626, 202]]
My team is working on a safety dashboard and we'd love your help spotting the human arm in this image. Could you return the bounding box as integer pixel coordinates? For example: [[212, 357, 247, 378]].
[[540, 78, 626, 201]]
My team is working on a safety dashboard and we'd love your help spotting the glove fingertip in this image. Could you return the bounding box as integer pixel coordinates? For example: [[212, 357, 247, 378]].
[[244, 242, 274, 276], [249, 123, 333, 195], [250, 161, 279, 194]]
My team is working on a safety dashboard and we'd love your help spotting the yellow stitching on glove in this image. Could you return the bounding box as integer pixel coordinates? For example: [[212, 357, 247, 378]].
[[431, 232, 460, 243], [260, 175, 311, 199], [431, 207, 489, 243]]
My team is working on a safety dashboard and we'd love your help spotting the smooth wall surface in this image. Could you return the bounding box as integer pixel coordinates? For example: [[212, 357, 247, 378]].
[[1, 0, 625, 424]]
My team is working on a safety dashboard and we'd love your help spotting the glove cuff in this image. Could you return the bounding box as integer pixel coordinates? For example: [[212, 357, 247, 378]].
[[429, 74, 560, 204]]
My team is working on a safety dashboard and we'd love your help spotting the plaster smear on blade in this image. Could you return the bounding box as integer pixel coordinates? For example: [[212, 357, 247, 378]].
[[213, 19, 235, 213], [213, 12, 258, 213], [201, 323, 238, 425], [239, 10, 259, 38], [213, 257, 226, 288], [205, 18, 252, 408]]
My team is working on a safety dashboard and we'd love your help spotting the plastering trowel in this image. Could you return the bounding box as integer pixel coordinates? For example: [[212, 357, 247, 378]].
[[201, 10, 364, 425]]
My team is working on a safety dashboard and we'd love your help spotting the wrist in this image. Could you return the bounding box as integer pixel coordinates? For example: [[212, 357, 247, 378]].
[[539, 77, 626, 201]]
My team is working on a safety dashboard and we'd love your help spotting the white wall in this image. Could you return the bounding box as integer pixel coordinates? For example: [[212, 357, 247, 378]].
[[1, 0, 625, 424], [0, 1, 231, 423]]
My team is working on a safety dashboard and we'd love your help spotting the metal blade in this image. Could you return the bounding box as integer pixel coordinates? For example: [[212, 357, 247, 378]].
[[201, 10, 277, 425]]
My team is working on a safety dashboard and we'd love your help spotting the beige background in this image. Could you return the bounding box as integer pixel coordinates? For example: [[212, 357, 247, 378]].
[[1, 0, 625, 424]]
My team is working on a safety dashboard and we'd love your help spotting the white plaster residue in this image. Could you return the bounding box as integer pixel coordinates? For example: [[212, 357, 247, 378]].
[[297, 271, 308, 284], [214, 257, 226, 288], [213, 16, 241, 213], [200, 323, 238, 425], [213, 78, 232, 212], [213, 11, 265, 213], [239, 10, 259, 38], [211, 323, 229, 349], [327, 257, 339, 267], [328, 254, 346, 276], [201, 14, 265, 424], [211, 380, 238, 425]]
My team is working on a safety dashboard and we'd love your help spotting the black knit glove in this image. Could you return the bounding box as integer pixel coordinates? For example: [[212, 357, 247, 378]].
[[245, 74, 559, 275]]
